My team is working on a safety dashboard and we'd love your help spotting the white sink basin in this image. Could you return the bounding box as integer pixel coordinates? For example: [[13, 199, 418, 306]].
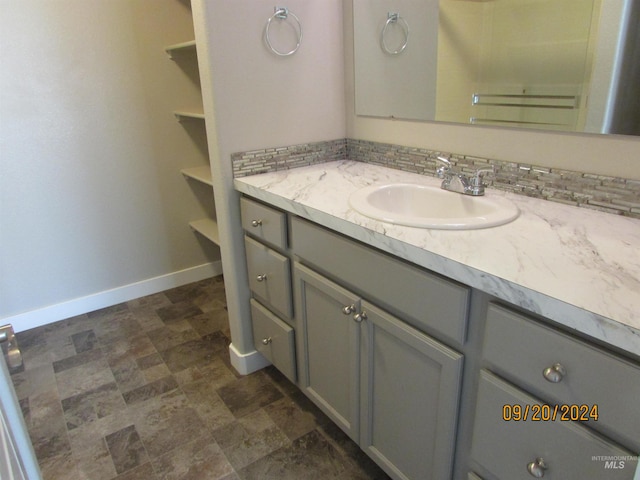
[[349, 183, 519, 229]]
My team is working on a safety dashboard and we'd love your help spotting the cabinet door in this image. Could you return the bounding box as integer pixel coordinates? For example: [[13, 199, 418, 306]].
[[294, 263, 362, 442], [360, 301, 463, 480]]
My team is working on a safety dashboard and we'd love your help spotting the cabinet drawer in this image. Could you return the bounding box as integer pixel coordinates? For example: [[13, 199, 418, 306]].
[[291, 217, 469, 344], [250, 299, 296, 383], [241, 197, 287, 250], [245, 236, 292, 321], [471, 371, 636, 480], [483, 303, 640, 450]]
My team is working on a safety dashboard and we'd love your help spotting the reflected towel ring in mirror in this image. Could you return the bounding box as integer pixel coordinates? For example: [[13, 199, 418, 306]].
[[381, 12, 409, 55], [265, 6, 303, 57]]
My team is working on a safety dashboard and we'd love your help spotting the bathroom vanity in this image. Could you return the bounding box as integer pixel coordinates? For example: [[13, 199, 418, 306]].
[[235, 160, 640, 480]]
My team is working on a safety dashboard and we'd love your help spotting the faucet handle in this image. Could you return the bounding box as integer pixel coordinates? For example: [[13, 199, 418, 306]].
[[471, 166, 495, 185], [436, 156, 452, 178], [468, 166, 494, 195], [436, 156, 452, 167]]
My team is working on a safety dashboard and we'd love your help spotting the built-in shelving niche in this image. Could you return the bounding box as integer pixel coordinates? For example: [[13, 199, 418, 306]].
[[174, 109, 206, 121], [189, 218, 220, 245], [181, 165, 213, 186], [181, 166, 220, 246], [166, 34, 220, 248]]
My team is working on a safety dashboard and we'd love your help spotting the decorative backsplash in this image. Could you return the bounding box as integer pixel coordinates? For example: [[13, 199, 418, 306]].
[[231, 139, 347, 178], [232, 138, 640, 219]]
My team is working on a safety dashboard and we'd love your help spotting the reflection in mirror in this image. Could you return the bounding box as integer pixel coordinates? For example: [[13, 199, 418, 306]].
[[353, 0, 639, 135]]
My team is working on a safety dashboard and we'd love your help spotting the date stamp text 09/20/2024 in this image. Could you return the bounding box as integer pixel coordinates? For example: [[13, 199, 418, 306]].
[[501, 404, 639, 474], [502, 403, 599, 422]]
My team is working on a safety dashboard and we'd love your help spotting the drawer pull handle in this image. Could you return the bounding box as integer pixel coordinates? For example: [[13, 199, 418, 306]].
[[262, 337, 272, 345], [251, 219, 263, 227], [354, 312, 367, 323], [542, 363, 566, 383], [342, 305, 356, 315], [527, 457, 547, 478], [256, 274, 267, 282]]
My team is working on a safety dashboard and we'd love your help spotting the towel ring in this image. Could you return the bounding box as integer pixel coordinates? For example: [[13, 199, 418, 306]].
[[381, 12, 409, 55], [265, 6, 302, 56]]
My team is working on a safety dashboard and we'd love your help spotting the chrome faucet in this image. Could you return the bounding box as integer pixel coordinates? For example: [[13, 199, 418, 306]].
[[436, 156, 494, 196]]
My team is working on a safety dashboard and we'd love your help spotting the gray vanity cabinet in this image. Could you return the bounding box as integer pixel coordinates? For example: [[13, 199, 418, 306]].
[[294, 263, 362, 442], [294, 265, 464, 480], [360, 301, 463, 480], [290, 216, 467, 480], [238, 191, 640, 480], [241, 197, 297, 382]]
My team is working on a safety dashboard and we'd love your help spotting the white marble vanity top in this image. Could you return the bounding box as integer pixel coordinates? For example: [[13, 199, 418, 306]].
[[234, 160, 640, 357]]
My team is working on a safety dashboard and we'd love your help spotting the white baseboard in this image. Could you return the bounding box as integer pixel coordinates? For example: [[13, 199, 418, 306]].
[[228, 342, 271, 375], [4, 261, 223, 333]]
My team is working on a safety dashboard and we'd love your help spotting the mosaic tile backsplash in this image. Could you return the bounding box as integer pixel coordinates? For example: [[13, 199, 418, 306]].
[[232, 138, 640, 219], [231, 139, 347, 178]]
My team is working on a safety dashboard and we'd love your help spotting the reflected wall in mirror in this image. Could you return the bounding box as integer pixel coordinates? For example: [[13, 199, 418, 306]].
[[353, 0, 639, 135]]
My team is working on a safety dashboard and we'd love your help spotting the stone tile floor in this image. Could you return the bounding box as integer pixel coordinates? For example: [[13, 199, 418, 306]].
[[10, 277, 391, 479]]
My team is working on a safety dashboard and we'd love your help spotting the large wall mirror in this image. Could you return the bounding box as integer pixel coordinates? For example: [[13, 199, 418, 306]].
[[353, 0, 639, 135]]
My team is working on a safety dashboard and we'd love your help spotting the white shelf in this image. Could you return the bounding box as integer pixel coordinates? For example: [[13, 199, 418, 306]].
[[189, 218, 220, 245], [165, 40, 197, 58], [181, 166, 213, 186], [174, 109, 205, 121]]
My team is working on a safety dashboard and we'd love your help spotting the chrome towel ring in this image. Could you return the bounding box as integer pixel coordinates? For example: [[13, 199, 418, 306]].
[[265, 6, 303, 56], [381, 12, 409, 55]]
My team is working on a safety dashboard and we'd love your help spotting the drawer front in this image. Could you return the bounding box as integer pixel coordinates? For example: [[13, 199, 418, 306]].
[[483, 303, 640, 450], [240, 197, 287, 250], [471, 371, 636, 480], [250, 299, 296, 383], [291, 217, 469, 344], [245, 236, 292, 321]]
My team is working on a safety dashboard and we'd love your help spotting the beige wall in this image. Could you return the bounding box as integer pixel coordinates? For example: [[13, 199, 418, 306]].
[[206, 1, 346, 155], [344, 0, 640, 181], [0, 0, 219, 324], [195, 0, 346, 359]]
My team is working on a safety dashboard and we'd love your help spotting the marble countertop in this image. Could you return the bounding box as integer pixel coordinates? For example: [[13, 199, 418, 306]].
[[234, 160, 640, 357]]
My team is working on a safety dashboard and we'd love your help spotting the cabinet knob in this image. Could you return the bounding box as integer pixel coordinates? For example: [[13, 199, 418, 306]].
[[542, 363, 566, 383], [527, 457, 547, 478], [251, 219, 263, 227], [342, 305, 355, 315], [262, 337, 272, 345], [354, 312, 367, 323], [256, 274, 267, 282]]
